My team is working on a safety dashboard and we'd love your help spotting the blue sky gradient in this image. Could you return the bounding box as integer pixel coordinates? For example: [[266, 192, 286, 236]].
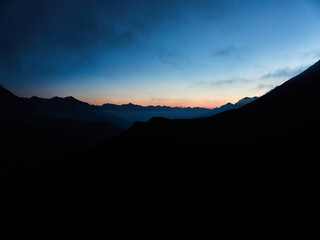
[[1, 0, 320, 107]]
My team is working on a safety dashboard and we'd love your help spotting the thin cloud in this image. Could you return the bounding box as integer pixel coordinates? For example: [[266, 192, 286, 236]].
[[212, 45, 249, 59], [192, 77, 250, 88], [300, 49, 320, 60], [213, 45, 237, 57], [157, 48, 192, 69], [261, 65, 307, 79], [255, 83, 276, 90]]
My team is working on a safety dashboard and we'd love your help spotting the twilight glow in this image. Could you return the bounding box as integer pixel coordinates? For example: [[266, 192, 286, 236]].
[[1, 0, 320, 108]]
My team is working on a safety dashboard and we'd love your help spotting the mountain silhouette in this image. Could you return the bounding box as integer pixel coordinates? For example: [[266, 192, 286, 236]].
[[0, 85, 46, 120], [29, 95, 130, 129], [100, 96, 258, 123], [234, 96, 258, 106], [197, 96, 259, 117], [0, 86, 123, 165], [54, 59, 318, 238], [29, 94, 257, 125], [102, 59, 320, 166], [2, 60, 320, 238], [0, 85, 257, 167]]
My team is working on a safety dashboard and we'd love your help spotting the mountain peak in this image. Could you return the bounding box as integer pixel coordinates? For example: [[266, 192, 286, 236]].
[[51, 96, 82, 103], [30, 96, 40, 99], [52, 96, 62, 100], [65, 96, 77, 101], [235, 96, 259, 107]]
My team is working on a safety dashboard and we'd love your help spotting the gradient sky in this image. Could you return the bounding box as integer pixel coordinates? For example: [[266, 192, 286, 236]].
[[1, 0, 320, 108]]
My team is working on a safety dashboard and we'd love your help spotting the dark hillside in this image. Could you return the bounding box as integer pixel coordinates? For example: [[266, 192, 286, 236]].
[[2, 60, 320, 238], [0, 86, 123, 165]]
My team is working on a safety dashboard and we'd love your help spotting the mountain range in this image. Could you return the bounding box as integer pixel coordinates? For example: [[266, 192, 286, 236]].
[[29, 95, 130, 129], [104, 59, 320, 163], [83, 59, 319, 238], [29, 94, 258, 125], [1, 59, 320, 238], [0, 84, 257, 165], [0, 86, 123, 163]]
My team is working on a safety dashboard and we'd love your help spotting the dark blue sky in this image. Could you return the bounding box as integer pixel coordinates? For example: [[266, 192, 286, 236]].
[[1, 0, 320, 107]]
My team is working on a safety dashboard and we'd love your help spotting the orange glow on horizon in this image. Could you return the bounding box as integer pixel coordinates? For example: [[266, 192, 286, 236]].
[[81, 97, 228, 109]]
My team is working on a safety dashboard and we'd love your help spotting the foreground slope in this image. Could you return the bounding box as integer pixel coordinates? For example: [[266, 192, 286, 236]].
[[3, 60, 320, 239]]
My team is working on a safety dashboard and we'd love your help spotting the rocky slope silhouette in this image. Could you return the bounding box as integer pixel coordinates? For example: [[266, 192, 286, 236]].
[[2, 60, 320, 239]]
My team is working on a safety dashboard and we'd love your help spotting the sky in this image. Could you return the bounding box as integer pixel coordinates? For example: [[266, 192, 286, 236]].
[[1, 0, 320, 108]]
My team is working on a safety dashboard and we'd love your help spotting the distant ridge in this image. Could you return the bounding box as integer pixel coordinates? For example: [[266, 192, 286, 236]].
[[29, 95, 259, 124], [99, 96, 258, 122], [101, 96, 258, 112]]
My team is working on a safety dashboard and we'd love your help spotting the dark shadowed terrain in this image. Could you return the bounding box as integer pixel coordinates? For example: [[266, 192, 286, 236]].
[[0, 86, 123, 165], [1, 60, 320, 238]]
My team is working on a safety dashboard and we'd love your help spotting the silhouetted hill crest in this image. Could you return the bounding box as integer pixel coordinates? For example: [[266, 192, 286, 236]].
[[105, 59, 320, 166], [240, 59, 320, 114], [0, 85, 47, 120], [30, 95, 130, 129]]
